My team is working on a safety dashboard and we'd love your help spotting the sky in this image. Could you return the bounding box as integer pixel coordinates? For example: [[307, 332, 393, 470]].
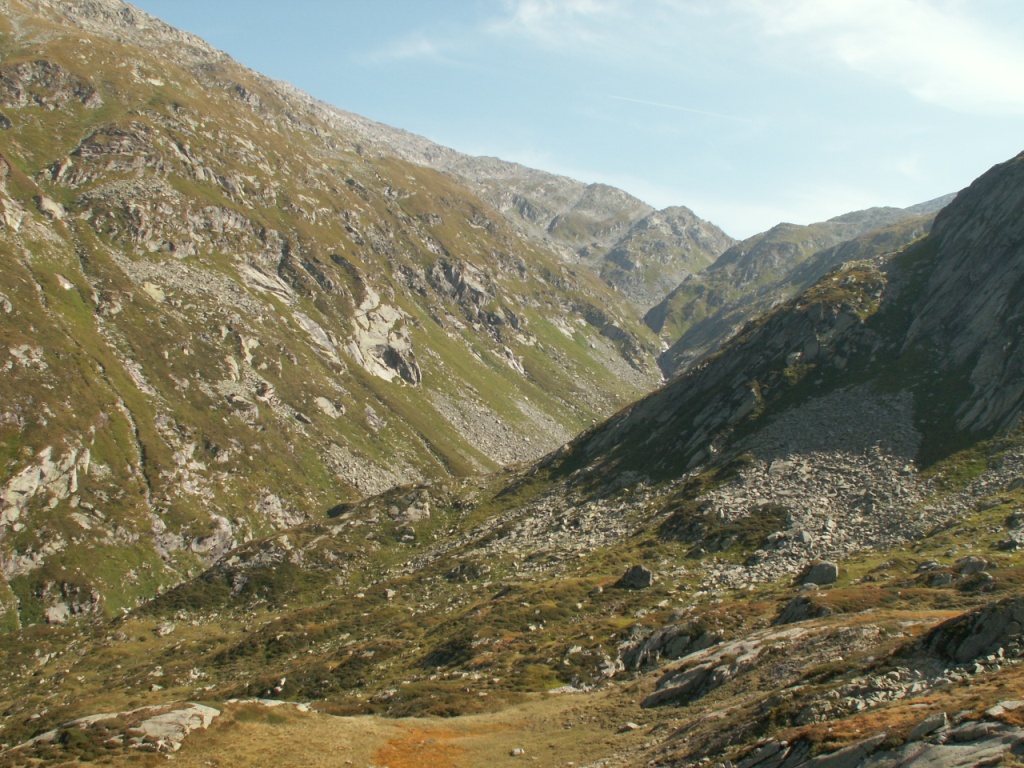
[[129, 0, 1024, 239]]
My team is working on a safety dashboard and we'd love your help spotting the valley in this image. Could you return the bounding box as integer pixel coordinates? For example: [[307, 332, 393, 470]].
[[3, 2, 1024, 767]]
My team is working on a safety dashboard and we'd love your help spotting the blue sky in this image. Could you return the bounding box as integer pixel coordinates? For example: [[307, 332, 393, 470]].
[[130, 0, 1024, 239]]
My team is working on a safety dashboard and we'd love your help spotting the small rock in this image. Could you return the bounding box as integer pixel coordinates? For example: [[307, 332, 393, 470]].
[[510, 747, 525, 756], [907, 711, 947, 742], [618, 722, 642, 733], [986, 700, 1024, 718]]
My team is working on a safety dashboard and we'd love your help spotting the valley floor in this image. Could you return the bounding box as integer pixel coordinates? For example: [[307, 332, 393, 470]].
[[96, 689, 659, 768]]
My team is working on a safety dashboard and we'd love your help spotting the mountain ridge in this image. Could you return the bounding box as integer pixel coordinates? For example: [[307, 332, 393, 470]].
[[647, 195, 954, 377]]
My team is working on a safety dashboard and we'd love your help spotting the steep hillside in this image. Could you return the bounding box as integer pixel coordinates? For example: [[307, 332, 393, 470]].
[[647, 196, 953, 377], [0, 0, 665, 627], [2, 140, 1024, 768]]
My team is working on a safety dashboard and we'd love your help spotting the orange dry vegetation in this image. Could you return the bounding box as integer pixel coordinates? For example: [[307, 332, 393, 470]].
[[374, 726, 468, 768]]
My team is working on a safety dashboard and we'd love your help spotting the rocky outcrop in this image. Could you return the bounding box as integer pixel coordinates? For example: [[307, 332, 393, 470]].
[[14, 703, 220, 756], [737, 719, 1024, 768], [921, 595, 1024, 663], [347, 286, 421, 385], [619, 620, 723, 671], [642, 625, 810, 708], [0, 59, 102, 110], [1, 445, 90, 549]]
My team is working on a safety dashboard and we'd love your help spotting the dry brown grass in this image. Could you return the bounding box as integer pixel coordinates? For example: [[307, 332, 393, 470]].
[[70, 689, 659, 768]]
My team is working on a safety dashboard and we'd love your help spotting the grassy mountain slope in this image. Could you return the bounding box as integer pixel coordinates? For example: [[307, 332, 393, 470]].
[[0, 0, 664, 628]]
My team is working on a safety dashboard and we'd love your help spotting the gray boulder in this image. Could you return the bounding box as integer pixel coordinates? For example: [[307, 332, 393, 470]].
[[802, 561, 839, 586], [615, 564, 654, 590]]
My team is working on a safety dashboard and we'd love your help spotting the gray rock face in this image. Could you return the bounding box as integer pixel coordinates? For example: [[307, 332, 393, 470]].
[[904, 152, 1024, 433], [15, 702, 220, 755], [130, 704, 220, 752], [907, 711, 948, 743], [737, 719, 1024, 768]]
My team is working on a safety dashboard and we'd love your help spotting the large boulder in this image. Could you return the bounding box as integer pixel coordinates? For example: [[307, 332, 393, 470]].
[[801, 561, 839, 586], [615, 564, 655, 590]]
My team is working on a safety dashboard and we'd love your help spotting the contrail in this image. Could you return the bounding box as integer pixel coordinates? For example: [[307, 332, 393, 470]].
[[607, 94, 752, 123]]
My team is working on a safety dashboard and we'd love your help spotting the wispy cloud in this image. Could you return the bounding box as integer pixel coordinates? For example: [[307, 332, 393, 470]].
[[487, 0, 626, 49], [361, 1, 629, 65], [359, 32, 449, 65], [742, 0, 1024, 115], [607, 95, 753, 123]]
